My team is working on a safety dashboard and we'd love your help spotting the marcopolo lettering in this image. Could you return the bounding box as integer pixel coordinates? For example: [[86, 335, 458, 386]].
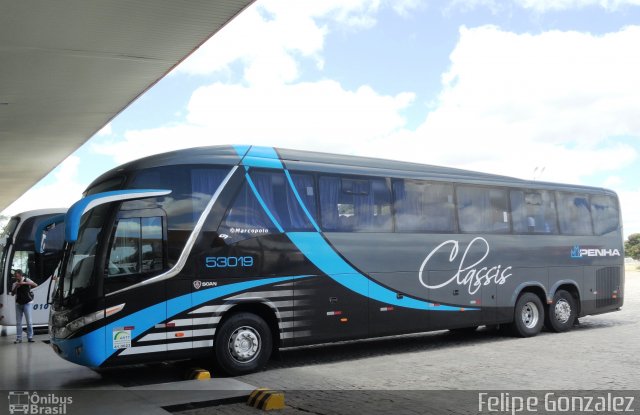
[[230, 227, 269, 234]]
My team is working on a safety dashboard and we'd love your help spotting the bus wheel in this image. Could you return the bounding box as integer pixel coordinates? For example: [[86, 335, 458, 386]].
[[214, 312, 272, 376], [511, 293, 544, 337], [545, 290, 577, 333]]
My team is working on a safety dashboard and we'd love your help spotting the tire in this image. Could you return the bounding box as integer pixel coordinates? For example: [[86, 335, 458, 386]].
[[545, 290, 577, 333], [511, 292, 545, 337], [214, 312, 272, 376]]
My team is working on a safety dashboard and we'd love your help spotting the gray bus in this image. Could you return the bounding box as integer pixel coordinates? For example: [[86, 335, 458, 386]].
[[46, 145, 623, 375]]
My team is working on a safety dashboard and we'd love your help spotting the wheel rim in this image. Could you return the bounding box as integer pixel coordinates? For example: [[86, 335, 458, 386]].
[[554, 299, 572, 324], [521, 301, 540, 329], [228, 326, 261, 364]]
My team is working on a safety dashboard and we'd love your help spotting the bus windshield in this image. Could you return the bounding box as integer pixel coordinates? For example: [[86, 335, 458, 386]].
[[59, 205, 109, 304], [0, 218, 19, 295]]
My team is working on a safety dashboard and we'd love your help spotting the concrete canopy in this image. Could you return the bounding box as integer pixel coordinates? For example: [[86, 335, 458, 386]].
[[0, 0, 254, 211]]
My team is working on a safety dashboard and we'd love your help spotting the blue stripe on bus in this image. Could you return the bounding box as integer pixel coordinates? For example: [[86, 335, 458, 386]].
[[233, 144, 251, 159], [245, 172, 285, 233], [231, 147, 476, 313], [65, 189, 171, 242], [286, 232, 470, 311], [52, 275, 310, 367], [238, 146, 283, 169]]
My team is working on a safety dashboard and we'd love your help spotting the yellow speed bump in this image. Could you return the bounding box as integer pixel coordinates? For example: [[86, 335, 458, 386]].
[[247, 388, 285, 411], [187, 368, 211, 380]]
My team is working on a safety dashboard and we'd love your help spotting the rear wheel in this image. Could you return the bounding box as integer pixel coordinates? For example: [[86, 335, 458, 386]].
[[214, 313, 272, 376], [511, 292, 544, 337], [545, 290, 577, 332]]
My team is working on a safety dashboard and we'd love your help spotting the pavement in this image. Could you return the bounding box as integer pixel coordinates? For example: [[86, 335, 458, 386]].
[[179, 271, 640, 414], [0, 331, 254, 415], [1, 271, 638, 415]]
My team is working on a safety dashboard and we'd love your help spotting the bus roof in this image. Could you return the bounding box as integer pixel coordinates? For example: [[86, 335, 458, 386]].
[[9, 208, 67, 221], [86, 145, 617, 196]]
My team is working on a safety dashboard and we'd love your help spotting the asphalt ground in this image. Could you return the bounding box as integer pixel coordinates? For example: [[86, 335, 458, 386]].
[[178, 270, 640, 415]]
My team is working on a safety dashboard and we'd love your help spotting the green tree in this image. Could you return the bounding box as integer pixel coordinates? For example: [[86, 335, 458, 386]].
[[625, 233, 640, 260], [0, 214, 9, 236]]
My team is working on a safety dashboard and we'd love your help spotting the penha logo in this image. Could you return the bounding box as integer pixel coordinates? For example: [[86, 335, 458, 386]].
[[8, 391, 73, 414], [571, 245, 582, 258], [570, 245, 621, 259]]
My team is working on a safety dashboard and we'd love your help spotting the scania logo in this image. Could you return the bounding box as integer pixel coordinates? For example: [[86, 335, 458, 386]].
[[193, 280, 202, 290]]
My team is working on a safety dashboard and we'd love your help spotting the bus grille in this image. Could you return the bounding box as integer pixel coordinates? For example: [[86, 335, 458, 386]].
[[596, 267, 621, 308]]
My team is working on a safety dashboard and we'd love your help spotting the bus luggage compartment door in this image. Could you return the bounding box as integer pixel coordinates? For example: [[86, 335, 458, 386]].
[[426, 270, 482, 330]]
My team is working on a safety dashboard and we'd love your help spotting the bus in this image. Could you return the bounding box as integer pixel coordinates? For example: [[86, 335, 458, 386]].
[[46, 145, 624, 375], [1, 209, 66, 334]]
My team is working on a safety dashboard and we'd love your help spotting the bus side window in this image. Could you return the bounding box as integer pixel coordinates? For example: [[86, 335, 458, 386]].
[[289, 172, 319, 226], [319, 175, 392, 232], [107, 216, 164, 278], [556, 192, 593, 235], [247, 170, 316, 231], [591, 194, 619, 235], [393, 179, 455, 233], [457, 185, 510, 233], [510, 190, 557, 234]]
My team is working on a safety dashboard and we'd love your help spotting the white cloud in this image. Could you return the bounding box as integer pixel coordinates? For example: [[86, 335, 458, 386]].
[[1, 156, 84, 216], [95, 123, 112, 137], [96, 16, 640, 234], [619, 190, 640, 238], [370, 25, 640, 185], [174, 0, 422, 84], [515, 0, 640, 12], [92, 81, 414, 165], [448, 0, 640, 12]]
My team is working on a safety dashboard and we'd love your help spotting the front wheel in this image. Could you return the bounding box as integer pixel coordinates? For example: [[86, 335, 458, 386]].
[[214, 313, 272, 376], [545, 290, 577, 332], [511, 292, 545, 337]]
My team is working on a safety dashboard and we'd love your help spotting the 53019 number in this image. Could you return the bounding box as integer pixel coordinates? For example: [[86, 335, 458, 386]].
[[205, 256, 254, 268]]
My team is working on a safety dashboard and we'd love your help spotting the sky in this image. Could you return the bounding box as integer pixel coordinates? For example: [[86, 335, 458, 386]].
[[2, 0, 640, 238]]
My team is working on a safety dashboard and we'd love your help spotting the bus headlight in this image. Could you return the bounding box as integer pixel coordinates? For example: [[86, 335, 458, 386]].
[[65, 310, 104, 334]]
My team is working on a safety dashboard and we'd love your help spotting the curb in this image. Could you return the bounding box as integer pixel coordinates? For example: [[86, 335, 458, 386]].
[[187, 368, 211, 380], [247, 388, 285, 411]]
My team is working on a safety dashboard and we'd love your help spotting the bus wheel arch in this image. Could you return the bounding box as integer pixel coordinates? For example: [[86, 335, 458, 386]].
[[510, 287, 546, 338], [213, 302, 279, 376], [545, 285, 579, 333]]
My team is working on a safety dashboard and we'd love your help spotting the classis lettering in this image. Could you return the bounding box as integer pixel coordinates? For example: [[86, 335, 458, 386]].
[[418, 237, 513, 295]]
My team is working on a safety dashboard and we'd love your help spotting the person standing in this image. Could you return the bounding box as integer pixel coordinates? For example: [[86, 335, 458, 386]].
[[10, 269, 37, 343]]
